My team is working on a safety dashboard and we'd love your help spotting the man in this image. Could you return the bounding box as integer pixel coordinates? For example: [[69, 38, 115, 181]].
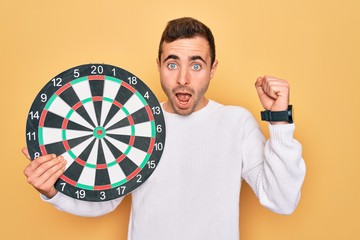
[[23, 17, 306, 240]]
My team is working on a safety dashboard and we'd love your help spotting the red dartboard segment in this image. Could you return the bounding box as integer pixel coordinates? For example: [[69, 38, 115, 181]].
[[128, 136, 135, 146], [72, 101, 83, 111], [60, 175, 76, 186], [75, 157, 86, 166], [121, 81, 137, 93], [145, 105, 154, 121], [55, 82, 71, 96], [88, 75, 105, 80], [112, 100, 122, 108], [94, 184, 111, 191], [92, 96, 103, 102], [96, 163, 107, 170], [127, 168, 141, 181], [127, 115, 135, 125], [63, 140, 71, 151], [61, 118, 69, 129], [40, 144, 47, 155], [116, 154, 126, 163], [147, 138, 156, 154], [25, 64, 166, 202], [38, 110, 47, 127]]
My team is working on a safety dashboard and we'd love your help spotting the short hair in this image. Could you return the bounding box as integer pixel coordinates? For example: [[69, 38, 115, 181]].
[[158, 17, 216, 66]]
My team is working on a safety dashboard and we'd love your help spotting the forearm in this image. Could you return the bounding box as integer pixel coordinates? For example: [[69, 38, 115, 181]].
[[243, 124, 306, 215]]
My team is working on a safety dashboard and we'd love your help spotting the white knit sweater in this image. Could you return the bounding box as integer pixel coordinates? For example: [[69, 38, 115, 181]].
[[43, 100, 306, 240]]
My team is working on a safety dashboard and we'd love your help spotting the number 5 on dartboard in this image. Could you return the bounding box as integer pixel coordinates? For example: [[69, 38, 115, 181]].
[[26, 64, 166, 202]]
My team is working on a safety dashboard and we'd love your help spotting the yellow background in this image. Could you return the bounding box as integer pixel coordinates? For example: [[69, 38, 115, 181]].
[[1, 0, 359, 239]]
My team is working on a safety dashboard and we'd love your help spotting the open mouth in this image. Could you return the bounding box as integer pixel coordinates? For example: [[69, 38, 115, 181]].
[[175, 93, 192, 106]]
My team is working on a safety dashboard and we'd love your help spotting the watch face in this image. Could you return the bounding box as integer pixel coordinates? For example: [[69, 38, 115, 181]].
[[26, 64, 166, 201]]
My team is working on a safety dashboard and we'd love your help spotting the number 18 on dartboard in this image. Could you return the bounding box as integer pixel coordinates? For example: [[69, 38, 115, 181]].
[[26, 64, 166, 201]]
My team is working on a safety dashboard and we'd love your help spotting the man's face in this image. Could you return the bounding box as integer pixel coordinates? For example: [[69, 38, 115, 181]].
[[157, 36, 218, 116]]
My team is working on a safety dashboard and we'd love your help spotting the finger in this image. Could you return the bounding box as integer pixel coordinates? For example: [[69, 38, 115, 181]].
[[263, 75, 288, 88], [22, 147, 31, 160], [30, 164, 66, 198], [262, 76, 289, 99], [33, 156, 65, 180], [24, 154, 59, 177], [265, 81, 280, 100], [256, 75, 277, 96], [26, 156, 66, 190], [43, 164, 66, 188], [262, 76, 275, 96], [31, 160, 66, 192]]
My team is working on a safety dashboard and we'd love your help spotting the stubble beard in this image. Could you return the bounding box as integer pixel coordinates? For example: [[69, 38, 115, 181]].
[[164, 85, 209, 116]]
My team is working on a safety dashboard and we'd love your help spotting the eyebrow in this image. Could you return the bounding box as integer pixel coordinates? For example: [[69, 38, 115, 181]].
[[163, 54, 179, 63], [162, 54, 207, 65], [190, 56, 207, 65]]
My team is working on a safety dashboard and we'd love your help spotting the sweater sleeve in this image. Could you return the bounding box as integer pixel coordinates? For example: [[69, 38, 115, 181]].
[[40, 192, 124, 217], [241, 121, 306, 215]]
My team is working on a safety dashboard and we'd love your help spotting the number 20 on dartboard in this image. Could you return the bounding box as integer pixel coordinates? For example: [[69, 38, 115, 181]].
[[26, 64, 166, 201]]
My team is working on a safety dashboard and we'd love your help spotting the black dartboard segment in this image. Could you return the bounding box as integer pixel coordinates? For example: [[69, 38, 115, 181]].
[[26, 64, 166, 201]]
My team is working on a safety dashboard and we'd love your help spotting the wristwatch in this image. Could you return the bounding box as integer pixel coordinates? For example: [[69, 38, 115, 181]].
[[261, 105, 293, 123]]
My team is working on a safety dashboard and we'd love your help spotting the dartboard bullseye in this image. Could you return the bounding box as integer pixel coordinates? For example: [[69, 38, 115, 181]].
[[26, 64, 166, 201]]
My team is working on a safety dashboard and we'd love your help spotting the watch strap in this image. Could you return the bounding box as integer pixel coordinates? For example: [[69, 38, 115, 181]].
[[261, 105, 293, 123]]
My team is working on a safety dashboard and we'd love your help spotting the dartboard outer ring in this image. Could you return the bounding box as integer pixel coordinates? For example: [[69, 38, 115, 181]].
[[26, 64, 166, 202]]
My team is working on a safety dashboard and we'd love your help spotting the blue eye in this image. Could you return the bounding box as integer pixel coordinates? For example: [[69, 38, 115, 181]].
[[191, 64, 201, 71], [168, 63, 177, 69]]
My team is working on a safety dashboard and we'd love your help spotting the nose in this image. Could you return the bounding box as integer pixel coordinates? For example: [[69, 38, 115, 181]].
[[177, 68, 190, 86]]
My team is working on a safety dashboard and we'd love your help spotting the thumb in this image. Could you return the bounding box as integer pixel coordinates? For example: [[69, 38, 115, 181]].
[[255, 76, 273, 110], [255, 76, 263, 89], [255, 76, 268, 99]]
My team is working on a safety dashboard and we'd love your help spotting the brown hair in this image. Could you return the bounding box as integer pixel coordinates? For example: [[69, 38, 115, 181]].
[[158, 17, 216, 65]]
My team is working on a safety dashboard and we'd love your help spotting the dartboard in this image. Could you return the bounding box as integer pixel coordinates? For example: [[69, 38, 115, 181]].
[[26, 64, 166, 201]]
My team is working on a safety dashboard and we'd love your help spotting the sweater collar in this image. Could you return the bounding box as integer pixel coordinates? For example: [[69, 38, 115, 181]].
[[161, 100, 216, 120]]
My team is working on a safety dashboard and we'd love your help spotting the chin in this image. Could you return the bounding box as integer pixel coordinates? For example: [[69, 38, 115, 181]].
[[176, 110, 193, 116], [168, 99, 196, 116], [174, 106, 196, 116]]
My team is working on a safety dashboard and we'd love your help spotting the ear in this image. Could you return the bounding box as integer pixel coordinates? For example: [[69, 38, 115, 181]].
[[156, 58, 161, 72], [210, 60, 218, 79]]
